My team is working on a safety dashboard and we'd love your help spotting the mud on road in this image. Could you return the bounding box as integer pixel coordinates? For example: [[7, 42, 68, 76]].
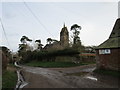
[[21, 64, 119, 88]]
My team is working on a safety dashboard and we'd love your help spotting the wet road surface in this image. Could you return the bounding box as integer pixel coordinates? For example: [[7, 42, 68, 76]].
[[20, 64, 119, 88]]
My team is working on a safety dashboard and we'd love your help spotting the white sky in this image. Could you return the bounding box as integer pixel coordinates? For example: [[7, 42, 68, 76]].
[[0, 0, 119, 52]]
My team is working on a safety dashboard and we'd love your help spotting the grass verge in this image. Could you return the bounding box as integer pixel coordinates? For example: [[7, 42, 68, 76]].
[[65, 72, 89, 76], [25, 61, 95, 68], [93, 69, 120, 77], [0, 75, 2, 89], [2, 70, 17, 88]]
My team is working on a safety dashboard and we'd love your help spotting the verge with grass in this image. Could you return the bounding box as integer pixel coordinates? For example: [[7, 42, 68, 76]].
[[0, 75, 2, 89], [65, 72, 89, 76], [24, 61, 95, 68], [2, 70, 17, 88], [93, 69, 120, 77]]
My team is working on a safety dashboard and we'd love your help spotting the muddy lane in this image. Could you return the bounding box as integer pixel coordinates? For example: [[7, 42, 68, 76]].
[[21, 64, 119, 88], [22, 66, 73, 88]]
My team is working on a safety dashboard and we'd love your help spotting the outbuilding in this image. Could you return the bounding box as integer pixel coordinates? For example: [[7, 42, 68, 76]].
[[95, 18, 120, 71]]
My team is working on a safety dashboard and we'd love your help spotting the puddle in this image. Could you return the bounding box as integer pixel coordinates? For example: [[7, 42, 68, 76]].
[[82, 67, 96, 72], [15, 62, 28, 89], [59, 71, 63, 73], [15, 62, 22, 68], [85, 76, 97, 81]]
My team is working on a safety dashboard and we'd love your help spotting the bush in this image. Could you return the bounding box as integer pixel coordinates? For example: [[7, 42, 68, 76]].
[[54, 48, 79, 56], [20, 48, 80, 63]]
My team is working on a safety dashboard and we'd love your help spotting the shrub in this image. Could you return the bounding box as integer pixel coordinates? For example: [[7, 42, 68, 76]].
[[21, 48, 80, 63]]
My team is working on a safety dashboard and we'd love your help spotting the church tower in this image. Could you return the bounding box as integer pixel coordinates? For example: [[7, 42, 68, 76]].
[[60, 23, 69, 47]]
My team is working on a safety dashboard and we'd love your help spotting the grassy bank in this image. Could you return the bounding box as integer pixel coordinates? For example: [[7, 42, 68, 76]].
[[2, 70, 17, 88], [93, 69, 120, 77], [2, 64, 17, 88], [25, 61, 95, 68], [0, 75, 2, 89]]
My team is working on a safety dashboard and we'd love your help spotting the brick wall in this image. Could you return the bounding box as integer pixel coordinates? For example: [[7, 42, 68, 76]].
[[96, 48, 120, 71]]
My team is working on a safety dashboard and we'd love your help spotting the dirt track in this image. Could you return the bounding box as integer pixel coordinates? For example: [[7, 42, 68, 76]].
[[21, 64, 119, 88]]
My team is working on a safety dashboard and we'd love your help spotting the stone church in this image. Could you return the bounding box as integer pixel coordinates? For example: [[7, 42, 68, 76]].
[[44, 24, 69, 51]]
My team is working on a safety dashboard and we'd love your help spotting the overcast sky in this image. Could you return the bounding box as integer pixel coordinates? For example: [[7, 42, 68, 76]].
[[0, 0, 119, 52]]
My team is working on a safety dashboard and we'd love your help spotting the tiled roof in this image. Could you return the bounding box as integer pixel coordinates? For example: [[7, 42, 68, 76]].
[[97, 18, 120, 49], [98, 37, 120, 49], [109, 18, 120, 38]]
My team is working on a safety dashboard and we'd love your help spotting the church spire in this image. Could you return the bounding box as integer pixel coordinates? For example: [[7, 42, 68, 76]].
[[63, 22, 65, 28], [60, 22, 69, 47]]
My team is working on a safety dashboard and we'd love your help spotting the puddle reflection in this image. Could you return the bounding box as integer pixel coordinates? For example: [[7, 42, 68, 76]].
[[85, 76, 97, 81]]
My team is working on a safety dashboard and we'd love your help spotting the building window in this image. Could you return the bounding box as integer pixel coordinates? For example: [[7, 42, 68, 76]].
[[99, 49, 111, 54], [99, 50, 104, 54], [105, 49, 111, 54]]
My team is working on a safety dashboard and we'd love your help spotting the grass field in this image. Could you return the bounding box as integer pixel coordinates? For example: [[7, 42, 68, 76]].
[[25, 61, 95, 68]]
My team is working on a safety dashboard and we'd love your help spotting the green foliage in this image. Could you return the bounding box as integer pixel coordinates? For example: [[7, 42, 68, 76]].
[[35, 39, 41, 43], [70, 24, 81, 31], [1, 46, 12, 59], [47, 38, 53, 44], [20, 48, 80, 63], [35, 39, 43, 50], [18, 44, 27, 51], [25, 61, 88, 68], [1, 46, 13, 69], [70, 24, 84, 52], [2, 70, 17, 88], [18, 36, 33, 59], [20, 50, 33, 63], [52, 48, 80, 56], [70, 24, 81, 45], [20, 36, 32, 43]]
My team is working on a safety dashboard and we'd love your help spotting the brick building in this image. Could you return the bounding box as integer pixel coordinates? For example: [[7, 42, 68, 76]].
[[95, 18, 120, 71]]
